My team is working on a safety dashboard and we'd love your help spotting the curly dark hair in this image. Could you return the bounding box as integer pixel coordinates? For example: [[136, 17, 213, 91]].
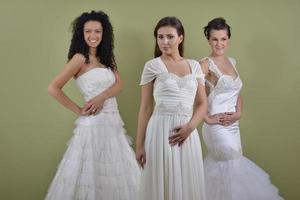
[[68, 10, 116, 70], [203, 17, 231, 40], [153, 16, 185, 57]]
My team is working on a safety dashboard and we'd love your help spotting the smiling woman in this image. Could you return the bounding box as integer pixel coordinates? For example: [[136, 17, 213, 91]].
[[200, 17, 284, 200], [83, 21, 103, 49], [45, 10, 140, 200]]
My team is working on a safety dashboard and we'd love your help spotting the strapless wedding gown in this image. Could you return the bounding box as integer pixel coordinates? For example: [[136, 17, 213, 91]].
[[45, 67, 140, 200]]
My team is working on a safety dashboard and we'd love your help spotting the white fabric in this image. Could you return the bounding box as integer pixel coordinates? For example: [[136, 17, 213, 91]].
[[45, 68, 140, 200], [140, 57, 205, 86], [139, 57, 206, 200], [202, 57, 283, 200]]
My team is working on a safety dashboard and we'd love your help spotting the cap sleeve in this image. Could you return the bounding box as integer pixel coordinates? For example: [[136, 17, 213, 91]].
[[140, 59, 162, 85], [189, 59, 205, 86]]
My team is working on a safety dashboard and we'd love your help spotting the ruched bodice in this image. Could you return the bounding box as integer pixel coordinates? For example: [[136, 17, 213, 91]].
[[75, 68, 118, 113], [140, 57, 205, 116], [153, 73, 199, 115]]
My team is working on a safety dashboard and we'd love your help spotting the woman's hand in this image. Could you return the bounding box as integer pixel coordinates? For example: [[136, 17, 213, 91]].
[[219, 112, 241, 126], [206, 112, 241, 126], [82, 95, 105, 115], [169, 123, 194, 146], [136, 146, 146, 169], [206, 113, 225, 125]]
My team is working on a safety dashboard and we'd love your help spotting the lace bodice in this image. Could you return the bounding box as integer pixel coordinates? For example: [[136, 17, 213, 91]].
[[203, 57, 242, 115]]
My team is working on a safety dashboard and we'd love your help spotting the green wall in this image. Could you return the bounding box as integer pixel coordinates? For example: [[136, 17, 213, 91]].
[[0, 0, 299, 199]]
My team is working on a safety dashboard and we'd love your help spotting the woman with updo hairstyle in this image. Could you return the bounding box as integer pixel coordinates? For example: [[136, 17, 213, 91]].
[[136, 16, 207, 200], [200, 17, 283, 200], [46, 10, 140, 200]]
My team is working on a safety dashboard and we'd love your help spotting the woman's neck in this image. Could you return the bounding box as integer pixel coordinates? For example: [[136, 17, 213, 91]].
[[210, 53, 226, 61], [89, 48, 97, 56], [161, 52, 183, 62]]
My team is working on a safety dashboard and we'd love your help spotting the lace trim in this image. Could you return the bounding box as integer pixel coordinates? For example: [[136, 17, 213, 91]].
[[157, 73, 197, 88], [207, 147, 243, 161]]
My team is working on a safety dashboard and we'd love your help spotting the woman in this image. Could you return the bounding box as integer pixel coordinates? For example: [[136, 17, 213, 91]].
[[200, 17, 283, 200], [46, 10, 140, 200], [136, 16, 207, 200]]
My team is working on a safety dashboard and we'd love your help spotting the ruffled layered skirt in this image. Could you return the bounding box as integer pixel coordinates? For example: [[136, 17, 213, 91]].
[[45, 111, 140, 200], [203, 122, 283, 200]]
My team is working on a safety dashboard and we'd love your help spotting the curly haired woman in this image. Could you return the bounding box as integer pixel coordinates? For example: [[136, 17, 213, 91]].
[[45, 10, 140, 200]]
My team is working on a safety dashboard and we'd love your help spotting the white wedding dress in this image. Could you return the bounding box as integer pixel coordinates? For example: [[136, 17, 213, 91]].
[[138, 57, 206, 200], [45, 67, 140, 200], [202, 57, 283, 200]]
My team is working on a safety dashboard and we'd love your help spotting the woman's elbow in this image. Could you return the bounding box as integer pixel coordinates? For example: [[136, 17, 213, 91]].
[[47, 84, 54, 96], [47, 84, 59, 97], [114, 76, 124, 93], [118, 79, 124, 92]]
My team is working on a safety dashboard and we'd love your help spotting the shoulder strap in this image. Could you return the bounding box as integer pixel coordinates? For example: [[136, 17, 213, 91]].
[[201, 57, 222, 77], [187, 59, 198, 73], [228, 57, 239, 75]]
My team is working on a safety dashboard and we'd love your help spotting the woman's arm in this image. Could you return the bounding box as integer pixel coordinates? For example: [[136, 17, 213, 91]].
[[135, 82, 154, 168], [235, 95, 243, 117], [83, 70, 124, 115], [221, 95, 243, 126], [199, 59, 217, 124], [199, 58, 231, 125], [189, 84, 208, 129], [47, 54, 86, 116], [169, 83, 207, 146]]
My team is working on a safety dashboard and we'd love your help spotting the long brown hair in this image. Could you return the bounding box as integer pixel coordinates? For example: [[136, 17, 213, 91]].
[[153, 17, 185, 57]]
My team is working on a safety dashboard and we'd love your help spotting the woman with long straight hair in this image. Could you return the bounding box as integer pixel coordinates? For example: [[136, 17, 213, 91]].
[[136, 16, 207, 200]]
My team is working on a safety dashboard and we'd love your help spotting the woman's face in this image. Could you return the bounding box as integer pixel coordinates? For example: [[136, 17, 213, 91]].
[[208, 29, 229, 56], [157, 26, 183, 56], [83, 21, 103, 50]]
